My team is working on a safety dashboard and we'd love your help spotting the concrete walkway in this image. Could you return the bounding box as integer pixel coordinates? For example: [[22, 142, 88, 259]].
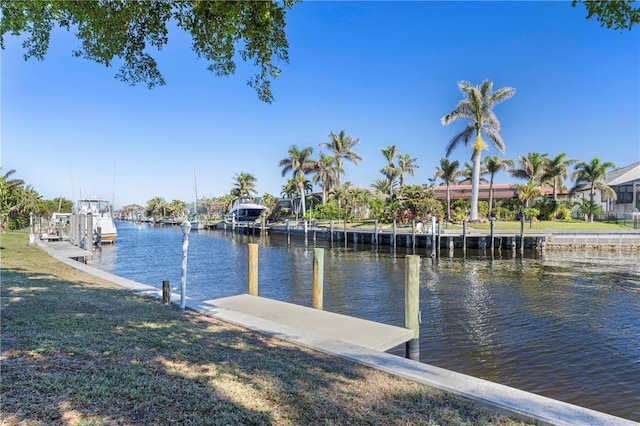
[[33, 238, 638, 426]]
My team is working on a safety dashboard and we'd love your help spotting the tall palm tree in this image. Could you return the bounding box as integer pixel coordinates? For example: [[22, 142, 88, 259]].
[[434, 158, 461, 223], [441, 79, 515, 221], [570, 157, 616, 222], [231, 171, 258, 198], [278, 145, 315, 216], [484, 155, 515, 217], [319, 130, 362, 187], [311, 152, 341, 205], [397, 153, 419, 189], [510, 152, 549, 184]]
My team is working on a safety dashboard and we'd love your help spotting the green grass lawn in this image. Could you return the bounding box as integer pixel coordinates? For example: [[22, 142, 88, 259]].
[[1, 231, 532, 425]]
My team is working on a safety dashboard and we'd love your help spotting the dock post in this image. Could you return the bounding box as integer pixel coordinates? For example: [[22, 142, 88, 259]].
[[330, 220, 334, 245], [411, 220, 416, 249], [430, 216, 436, 257], [162, 280, 171, 305], [520, 215, 525, 253], [312, 248, 324, 310], [490, 220, 495, 251], [248, 243, 259, 296], [462, 220, 467, 251], [437, 221, 442, 255], [78, 214, 87, 249], [374, 220, 378, 246], [343, 217, 348, 247], [286, 219, 291, 245], [392, 219, 397, 249], [87, 213, 93, 247], [405, 254, 420, 361]]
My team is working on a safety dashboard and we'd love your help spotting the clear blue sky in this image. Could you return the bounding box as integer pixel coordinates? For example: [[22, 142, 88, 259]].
[[2, 1, 639, 209]]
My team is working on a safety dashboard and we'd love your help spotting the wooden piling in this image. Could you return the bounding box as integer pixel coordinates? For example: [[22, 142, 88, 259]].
[[374, 220, 378, 246], [405, 254, 420, 361], [520, 215, 525, 252], [162, 280, 171, 304], [248, 243, 259, 295], [490, 220, 495, 251], [462, 220, 467, 252], [431, 216, 436, 257], [329, 220, 334, 245], [392, 219, 397, 249], [312, 248, 324, 310], [411, 220, 416, 250]]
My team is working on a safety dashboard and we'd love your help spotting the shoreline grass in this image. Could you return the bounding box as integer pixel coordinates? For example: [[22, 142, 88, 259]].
[[1, 232, 531, 425]]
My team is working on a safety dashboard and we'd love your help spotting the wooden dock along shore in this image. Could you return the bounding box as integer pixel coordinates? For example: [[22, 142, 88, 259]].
[[196, 294, 414, 352]]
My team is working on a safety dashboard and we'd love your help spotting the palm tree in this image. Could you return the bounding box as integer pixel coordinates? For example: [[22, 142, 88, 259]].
[[542, 153, 576, 201], [397, 153, 419, 189], [458, 162, 488, 185], [515, 180, 545, 209], [571, 157, 616, 222], [145, 197, 168, 220], [231, 171, 258, 198], [311, 152, 341, 205], [168, 199, 186, 219], [441, 79, 515, 221], [371, 178, 393, 197], [434, 158, 461, 222], [319, 130, 362, 187], [511, 152, 549, 184], [380, 145, 401, 197], [484, 156, 515, 217], [278, 145, 315, 217]]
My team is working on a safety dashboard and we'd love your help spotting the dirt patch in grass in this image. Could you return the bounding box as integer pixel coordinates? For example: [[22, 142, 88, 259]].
[[2, 232, 532, 425]]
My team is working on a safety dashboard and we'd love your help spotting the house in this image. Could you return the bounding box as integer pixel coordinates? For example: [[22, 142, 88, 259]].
[[432, 183, 569, 204], [571, 162, 640, 215]]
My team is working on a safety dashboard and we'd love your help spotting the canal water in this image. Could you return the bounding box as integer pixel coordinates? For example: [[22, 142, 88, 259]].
[[91, 221, 640, 421]]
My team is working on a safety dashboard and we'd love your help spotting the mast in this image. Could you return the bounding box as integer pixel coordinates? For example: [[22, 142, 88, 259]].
[[193, 162, 198, 222]]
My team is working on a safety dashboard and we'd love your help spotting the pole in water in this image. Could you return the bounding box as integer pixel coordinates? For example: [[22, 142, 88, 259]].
[[405, 254, 420, 361]]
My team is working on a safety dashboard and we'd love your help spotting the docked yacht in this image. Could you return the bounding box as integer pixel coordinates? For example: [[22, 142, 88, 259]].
[[227, 196, 267, 222], [76, 198, 118, 244]]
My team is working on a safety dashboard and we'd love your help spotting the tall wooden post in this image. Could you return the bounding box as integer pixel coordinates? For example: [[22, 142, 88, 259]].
[[430, 216, 436, 256], [392, 219, 397, 249], [312, 248, 324, 310], [405, 255, 420, 361], [329, 220, 334, 245], [374, 219, 378, 246], [411, 220, 416, 250], [520, 214, 525, 252], [490, 219, 495, 251], [248, 243, 259, 295], [462, 220, 467, 251]]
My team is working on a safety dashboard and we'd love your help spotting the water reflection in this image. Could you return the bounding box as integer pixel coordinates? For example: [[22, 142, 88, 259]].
[[91, 221, 640, 421]]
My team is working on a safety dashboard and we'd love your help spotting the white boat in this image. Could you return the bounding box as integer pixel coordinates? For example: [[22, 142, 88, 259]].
[[227, 196, 267, 222], [76, 198, 117, 244]]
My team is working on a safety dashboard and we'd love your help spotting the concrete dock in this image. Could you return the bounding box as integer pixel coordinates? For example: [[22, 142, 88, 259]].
[[32, 237, 638, 425]]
